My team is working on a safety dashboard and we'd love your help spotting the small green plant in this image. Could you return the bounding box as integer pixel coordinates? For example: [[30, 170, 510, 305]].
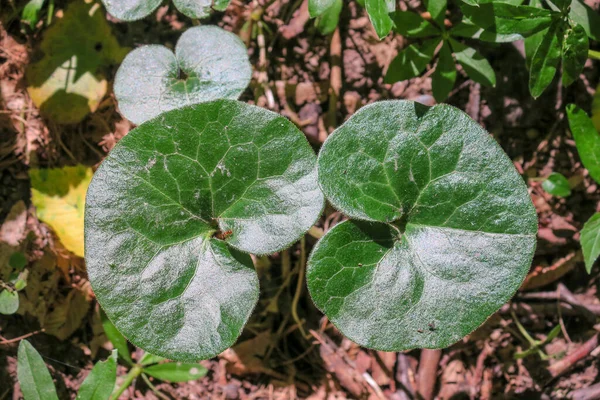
[[307, 100, 537, 351], [309, 0, 396, 38], [101, 0, 232, 21], [566, 104, 600, 273], [85, 99, 324, 361], [0, 252, 28, 315], [114, 25, 252, 125]]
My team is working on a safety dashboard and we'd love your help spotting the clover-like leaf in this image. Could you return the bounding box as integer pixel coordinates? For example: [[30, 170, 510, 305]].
[[308, 100, 537, 351], [85, 99, 324, 361], [114, 26, 251, 125]]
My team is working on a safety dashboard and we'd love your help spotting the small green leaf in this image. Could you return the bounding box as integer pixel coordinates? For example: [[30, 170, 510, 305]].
[[460, 1, 554, 37], [566, 104, 600, 184], [139, 353, 167, 366], [115, 26, 251, 125], [76, 350, 117, 400], [310, 100, 537, 351], [569, 0, 600, 41], [561, 23, 588, 87], [541, 172, 571, 197], [172, 0, 213, 19], [9, 252, 27, 270], [86, 100, 323, 361], [309, 0, 338, 17], [424, 0, 447, 27], [17, 340, 59, 400], [384, 39, 440, 84], [432, 41, 456, 102], [315, 0, 342, 35], [581, 213, 600, 273], [365, 0, 395, 39], [143, 362, 207, 382], [21, 0, 46, 27], [101, 309, 132, 365], [0, 289, 19, 315], [391, 11, 441, 37], [213, 0, 232, 11], [529, 20, 563, 98], [451, 20, 524, 42], [449, 39, 496, 87]]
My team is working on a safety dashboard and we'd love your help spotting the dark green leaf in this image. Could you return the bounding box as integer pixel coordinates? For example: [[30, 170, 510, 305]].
[[562, 23, 588, 87], [460, 0, 479, 6], [76, 350, 117, 400], [0, 289, 19, 315], [9, 252, 27, 270], [17, 340, 59, 400], [432, 41, 456, 102], [566, 104, 600, 184], [101, 309, 132, 365], [541, 172, 571, 197], [391, 11, 441, 37], [460, 1, 554, 36], [21, 0, 46, 27], [384, 39, 440, 84], [115, 26, 251, 125], [143, 362, 207, 382], [140, 353, 167, 366], [449, 39, 496, 87], [309, 0, 337, 17], [101, 0, 162, 21], [86, 100, 323, 361], [569, 0, 600, 41], [451, 20, 524, 42], [315, 0, 342, 35], [365, 0, 395, 39], [425, 0, 447, 27], [309, 100, 537, 351], [523, 0, 546, 69], [529, 20, 563, 98], [581, 213, 600, 273]]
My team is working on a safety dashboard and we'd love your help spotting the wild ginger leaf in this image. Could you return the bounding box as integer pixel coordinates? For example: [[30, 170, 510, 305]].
[[17, 340, 59, 400], [115, 26, 251, 125], [85, 100, 323, 361], [581, 213, 600, 273], [101, 0, 163, 21], [309, 101, 537, 351], [562, 23, 588, 87]]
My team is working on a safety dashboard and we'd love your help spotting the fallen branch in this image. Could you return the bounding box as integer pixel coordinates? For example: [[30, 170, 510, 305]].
[[548, 333, 599, 379]]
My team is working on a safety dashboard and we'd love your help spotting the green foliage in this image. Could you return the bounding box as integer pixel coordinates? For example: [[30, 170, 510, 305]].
[[0, 289, 19, 315], [581, 213, 600, 273], [17, 340, 59, 400], [541, 172, 571, 197], [21, 0, 46, 27], [315, 0, 342, 35], [85, 99, 323, 361], [101, 0, 232, 21], [1, 252, 29, 315], [307, 100, 537, 351], [143, 362, 208, 382], [101, 309, 133, 365], [76, 351, 117, 400], [386, 7, 495, 101], [114, 26, 252, 125]]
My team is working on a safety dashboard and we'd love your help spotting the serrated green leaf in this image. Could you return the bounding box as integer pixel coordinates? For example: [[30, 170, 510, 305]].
[[460, 1, 554, 37], [0, 289, 19, 315], [76, 350, 117, 400], [140, 353, 167, 366], [86, 100, 323, 361], [365, 0, 395, 39], [449, 39, 496, 87], [432, 41, 456, 102], [115, 26, 251, 125], [425, 0, 447, 26], [562, 23, 588, 87], [566, 104, 600, 184], [17, 340, 59, 400], [581, 213, 600, 273], [21, 0, 46, 27], [384, 38, 440, 84], [541, 172, 571, 197], [451, 20, 524, 42], [309, 100, 537, 351], [391, 11, 441, 37], [101, 309, 132, 365], [569, 0, 600, 41], [315, 0, 342, 35], [143, 362, 207, 382], [309, 0, 338, 17], [529, 20, 563, 98]]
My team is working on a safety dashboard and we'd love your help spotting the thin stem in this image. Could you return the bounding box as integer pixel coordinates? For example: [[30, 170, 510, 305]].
[[291, 237, 308, 339], [589, 49, 600, 60], [111, 365, 143, 400]]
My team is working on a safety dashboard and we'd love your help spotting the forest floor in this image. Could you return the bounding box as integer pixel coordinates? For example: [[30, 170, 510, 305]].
[[1, 0, 600, 398]]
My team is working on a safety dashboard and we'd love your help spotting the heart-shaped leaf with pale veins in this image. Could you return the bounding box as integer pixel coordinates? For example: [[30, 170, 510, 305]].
[[308, 100, 537, 351], [85, 100, 324, 361], [114, 26, 251, 125], [102, 0, 232, 21]]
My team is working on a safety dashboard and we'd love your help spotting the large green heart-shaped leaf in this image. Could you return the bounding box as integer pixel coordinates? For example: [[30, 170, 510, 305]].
[[102, 0, 232, 21], [86, 100, 323, 361], [114, 26, 251, 125], [308, 101, 537, 351]]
